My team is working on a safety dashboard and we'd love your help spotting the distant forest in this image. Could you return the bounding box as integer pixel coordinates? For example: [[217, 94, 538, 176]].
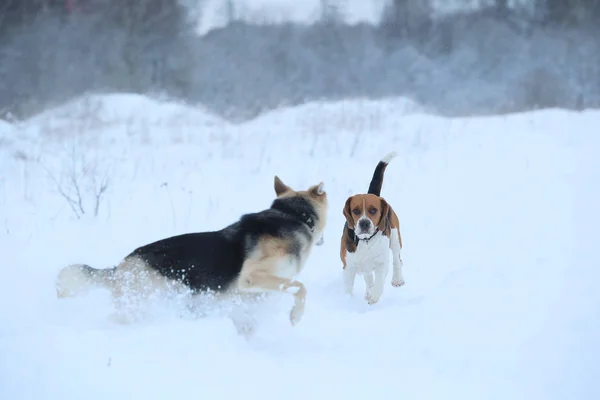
[[1, 0, 599, 122]]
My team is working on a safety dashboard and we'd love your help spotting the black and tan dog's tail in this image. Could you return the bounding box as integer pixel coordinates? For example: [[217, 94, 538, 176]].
[[367, 151, 397, 196], [56, 263, 116, 298]]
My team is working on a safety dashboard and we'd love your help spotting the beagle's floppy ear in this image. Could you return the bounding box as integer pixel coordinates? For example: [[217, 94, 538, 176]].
[[274, 176, 292, 197], [343, 197, 355, 228], [377, 198, 390, 232]]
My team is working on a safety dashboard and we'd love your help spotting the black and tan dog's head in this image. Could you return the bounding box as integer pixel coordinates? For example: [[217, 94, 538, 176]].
[[343, 194, 389, 239], [273, 176, 328, 245]]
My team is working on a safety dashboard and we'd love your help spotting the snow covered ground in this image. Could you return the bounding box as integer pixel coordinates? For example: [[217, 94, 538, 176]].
[[0, 94, 597, 399]]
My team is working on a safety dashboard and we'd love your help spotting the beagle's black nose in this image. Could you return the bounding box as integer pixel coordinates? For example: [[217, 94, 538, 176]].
[[358, 219, 371, 232]]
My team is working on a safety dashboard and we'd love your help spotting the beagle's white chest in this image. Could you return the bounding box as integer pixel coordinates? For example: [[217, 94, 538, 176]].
[[345, 233, 390, 274]]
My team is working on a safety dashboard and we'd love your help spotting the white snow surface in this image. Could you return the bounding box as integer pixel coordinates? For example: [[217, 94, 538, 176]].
[[0, 94, 598, 400]]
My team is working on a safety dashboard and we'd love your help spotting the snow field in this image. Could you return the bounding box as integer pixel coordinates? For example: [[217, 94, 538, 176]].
[[0, 95, 597, 400]]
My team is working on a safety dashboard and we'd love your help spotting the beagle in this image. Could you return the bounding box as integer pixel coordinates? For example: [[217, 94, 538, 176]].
[[340, 152, 404, 304]]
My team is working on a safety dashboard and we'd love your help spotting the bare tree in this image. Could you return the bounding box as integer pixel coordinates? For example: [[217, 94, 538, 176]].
[[540, 0, 600, 26], [41, 147, 111, 219], [379, 0, 432, 43], [494, 0, 509, 17], [319, 0, 345, 24]]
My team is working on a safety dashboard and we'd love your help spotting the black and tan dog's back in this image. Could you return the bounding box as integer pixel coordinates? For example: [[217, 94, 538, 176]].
[[56, 176, 328, 327]]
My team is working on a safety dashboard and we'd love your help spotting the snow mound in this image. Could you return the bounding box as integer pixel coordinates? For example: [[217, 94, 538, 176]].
[[0, 119, 11, 140], [247, 97, 424, 133], [32, 93, 227, 126], [0, 92, 597, 400], [21, 93, 229, 140], [3, 93, 232, 156]]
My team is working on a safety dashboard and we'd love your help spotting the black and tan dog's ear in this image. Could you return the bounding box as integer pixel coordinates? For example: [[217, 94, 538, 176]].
[[377, 198, 390, 232], [309, 182, 325, 197], [343, 197, 354, 228], [274, 176, 292, 197]]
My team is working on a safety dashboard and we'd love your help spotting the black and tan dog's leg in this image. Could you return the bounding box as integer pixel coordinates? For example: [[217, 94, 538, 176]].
[[238, 265, 307, 326]]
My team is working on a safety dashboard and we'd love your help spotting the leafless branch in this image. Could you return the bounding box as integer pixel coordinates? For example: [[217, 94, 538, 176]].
[[94, 171, 110, 217], [68, 168, 85, 216], [39, 162, 83, 219], [39, 149, 111, 220]]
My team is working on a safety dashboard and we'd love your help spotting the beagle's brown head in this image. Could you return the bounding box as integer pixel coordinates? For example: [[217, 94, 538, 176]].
[[273, 176, 328, 245], [343, 194, 389, 239]]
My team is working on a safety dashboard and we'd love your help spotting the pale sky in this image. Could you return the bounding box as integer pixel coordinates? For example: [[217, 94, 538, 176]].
[[193, 0, 520, 35], [195, 0, 388, 35]]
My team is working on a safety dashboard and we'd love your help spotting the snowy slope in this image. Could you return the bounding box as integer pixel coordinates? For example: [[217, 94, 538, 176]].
[[0, 94, 597, 400]]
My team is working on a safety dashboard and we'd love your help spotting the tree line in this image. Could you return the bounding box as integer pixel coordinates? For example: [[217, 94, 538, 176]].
[[0, 0, 188, 36], [1, 0, 599, 121], [3, 0, 600, 33], [380, 0, 600, 40]]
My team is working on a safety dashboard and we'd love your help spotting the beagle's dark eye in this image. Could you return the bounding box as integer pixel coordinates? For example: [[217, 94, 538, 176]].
[[369, 207, 377, 215], [352, 208, 361, 215]]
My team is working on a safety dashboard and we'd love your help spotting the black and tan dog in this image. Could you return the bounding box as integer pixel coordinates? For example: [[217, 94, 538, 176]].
[[56, 176, 328, 327]]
